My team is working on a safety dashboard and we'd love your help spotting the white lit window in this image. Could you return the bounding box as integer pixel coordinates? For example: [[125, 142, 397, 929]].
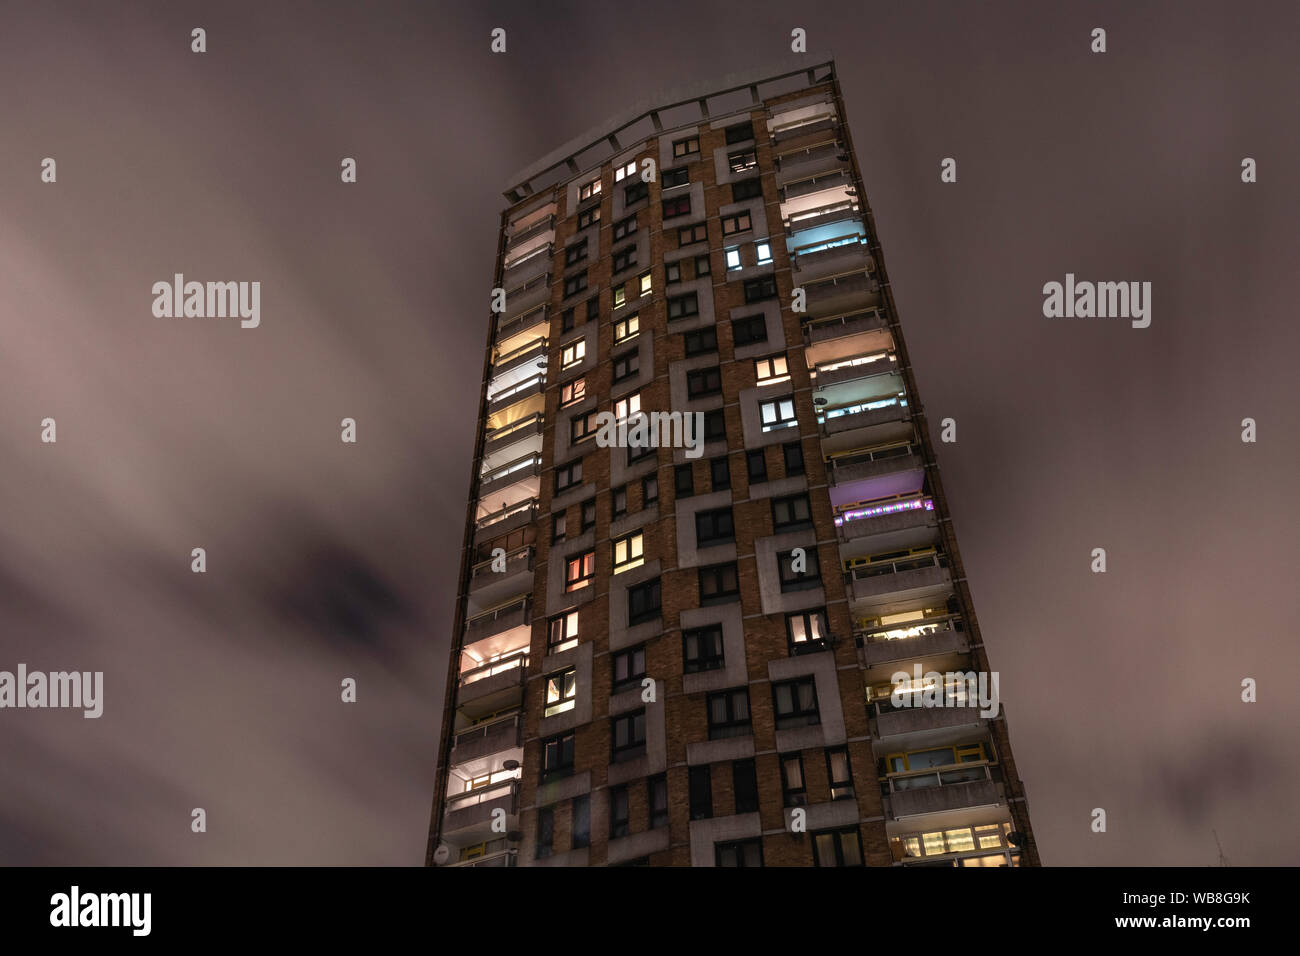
[[614, 391, 641, 421], [614, 313, 639, 344], [613, 532, 645, 574], [544, 668, 577, 716], [760, 395, 797, 431], [561, 341, 586, 369], [725, 247, 742, 271], [614, 160, 637, 182], [639, 271, 652, 296], [548, 611, 579, 652], [560, 378, 586, 407], [755, 354, 789, 385], [756, 240, 772, 264]]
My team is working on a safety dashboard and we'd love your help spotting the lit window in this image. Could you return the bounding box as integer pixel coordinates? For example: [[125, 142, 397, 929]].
[[613, 391, 641, 422], [579, 176, 601, 201], [577, 206, 600, 230], [759, 395, 796, 431], [638, 271, 652, 296], [570, 411, 598, 443], [613, 313, 639, 343], [728, 149, 757, 173], [561, 340, 586, 368], [548, 610, 579, 652], [786, 608, 827, 654], [725, 247, 742, 271], [544, 667, 577, 716], [755, 240, 772, 264], [565, 550, 595, 592], [613, 286, 626, 309], [614, 159, 637, 182], [755, 353, 789, 385], [560, 378, 586, 407], [612, 532, 644, 574]]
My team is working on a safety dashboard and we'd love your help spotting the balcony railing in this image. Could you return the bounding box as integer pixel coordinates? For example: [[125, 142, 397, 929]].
[[881, 761, 995, 797], [846, 551, 949, 582], [835, 495, 933, 529], [803, 306, 889, 344], [449, 849, 518, 868], [857, 614, 961, 647], [474, 498, 538, 532], [506, 214, 555, 251], [488, 372, 545, 407], [458, 648, 529, 688]]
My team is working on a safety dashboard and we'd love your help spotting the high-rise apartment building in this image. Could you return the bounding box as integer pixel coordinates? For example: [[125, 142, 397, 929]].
[[427, 58, 1039, 868]]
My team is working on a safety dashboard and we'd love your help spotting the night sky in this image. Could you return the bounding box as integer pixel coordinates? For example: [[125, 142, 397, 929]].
[[1, 0, 1295, 865]]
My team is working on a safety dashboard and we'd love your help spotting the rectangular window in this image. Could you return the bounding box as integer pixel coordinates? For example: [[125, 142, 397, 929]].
[[771, 493, 812, 531], [743, 275, 776, 302], [725, 120, 754, 144], [638, 271, 652, 296], [555, 458, 583, 492], [755, 239, 773, 264], [688, 765, 712, 821], [778, 547, 821, 592], [759, 395, 797, 432], [561, 339, 586, 368], [677, 223, 707, 246], [613, 390, 641, 421], [627, 440, 655, 465], [721, 211, 753, 236], [624, 180, 649, 205], [612, 244, 637, 273], [581, 500, 596, 533], [725, 247, 742, 271], [565, 238, 588, 266], [612, 484, 627, 518], [536, 806, 554, 859], [612, 349, 639, 383], [577, 205, 600, 230], [667, 292, 699, 321], [613, 313, 639, 344], [785, 608, 828, 655], [728, 148, 757, 173], [613, 285, 626, 309], [699, 562, 740, 605], [672, 135, 700, 158], [563, 272, 588, 297], [571, 795, 590, 849], [611, 644, 646, 694], [826, 747, 855, 801], [541, 731, 575, 782], [612, 213, 637, 241], [686, 365, 721, 397], [812, 827, 864, 867], [586, 296, 600, 321], [707, 687, 751, 739], [628, 577, 661, 625], [642, 474, 658, 506], [746, 449, 767, 483], [564, 549, 595, 592], [611, 709, 646, 763], [662, 195, 691, 219], [702, 408, 726, 442], [544, 667, 576, 717], [579, 176, 601, 201], [731, 178, 763, 202], [570, 410, 598, 444], [716, 839, 763, 867], [683, 624, 725, 674], [683, 326, 717, 356], [551, 511, 567, 544], [609, 784, 629, 838], [612, 531, 644, 574], [731, 313, 767, 346], [665, 260, 682, 284], [755, 353, 789, 385], [561, 306, 576, 333], [695, 506, 735, 545], [648, 774, 669, 829], [783, 440, 805, 475], [548, 610, 579, 652], [674, 463, 694, 498], [773, 676, 820, 729], [733, 759, 759, 814], [694, 253, 711, 276], [780, 753, 807, 806], [560, 377, 586, 407], [614, 159, 637, 182], [663, 166, 689, 188], [710, 455, 730, 491]]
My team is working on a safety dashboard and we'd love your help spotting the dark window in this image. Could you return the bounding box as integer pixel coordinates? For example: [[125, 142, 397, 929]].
[[667, 292, 699, 320], [612, 244, 637, 273], [725, 120, 754, 144], [773, 677, 820, 729], [686, 366, 722, 397], [678, 223, 708, 246], [672, 135, 700, 158], [612, 484, 627, 518], [716, 838, 763, 867], [702, 408, 726, 442], [665, 260, 682, 283], [663, 166, 689, 188], [648, 774, 669, 829], [778, 547, 821, 592], [627, 441, 655, 465], [552, 512, 566, 543], [771, 493, 813, 530], [746, 449, 767, 483], [612, 213, 637, 241], [689, 765, 712, 820], [642, 474, 658, 506], [611, 644, 646, 693], [555, 458, 582, 492], [541, 731, 575, 782], [827, 747, 855, 801], [536, 807, 554, 859], [611, 709, 646, 762], [674, 464, 694, 498], [628, 577, 661, 625], [695, 507, 735, 545], [563, 271, 588, 297], [684, 326, 718, 356], [707, 457, 731, 491], [577, 206, 600, 230], [699, 562, 740, 605], [662, 195, 691, 219], [780, 752, 807, 806], [786, 608, 828, 655], [733, 759, 760, 814], [580, 500, 596, 533], [684, 624, 725, 674], [721, 211, 753, 236], [612, 349, 639, 383], [743, 275, 777, 302], [731, 178, 763, 202], [624, 180, 649, 205], [565, 239, 588, 266], [561, 306, 577, 333], [586, 296, 600, 321], [812, 827, 865, 867], [783, 440, 805, 476], [570, 409, 598, 443], [609, 784, 630, 838], [707, 687, 751, 739], [694, 253, 711, 276], [571, 795, 591, 849], [732, 313, 767, 346]]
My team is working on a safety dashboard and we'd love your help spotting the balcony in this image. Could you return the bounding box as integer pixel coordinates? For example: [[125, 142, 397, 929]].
[[477, 452, 542, 501], [827, 443, 925, 507], [448, 849, 518, 868], [775, 139, 844, 186], [502, 241, 552, 288], [871, 699, 989, 739], [883, 771, 1004, 821], [858, 616, 967, 669], [467, 545, 535, 608], [837, 496, 938, 558], [463, 596, 531, 649], [487, 374, 546, 419], [491, 336, 548, 382], [804, 306, 889, 346], [819, 397, 913, 455], [769, 102, 838, 143], [801, 270, 879, 319], [845, 552, 953, 614], [450, 712, 523, 766], [474, 498, 538, 539], [505, 213, 555, 255], [442, 780, 520, 838], [814, 352, 896, 391], [483, 414, 544, 471], [456, 651, 528, 719], [498, 275, 550, 327]]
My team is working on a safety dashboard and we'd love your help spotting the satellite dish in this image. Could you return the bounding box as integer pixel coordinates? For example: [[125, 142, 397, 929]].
[[1007, 831, 1026, 848], [503, 759, 520, 771], [432, 844, 451, 865]]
